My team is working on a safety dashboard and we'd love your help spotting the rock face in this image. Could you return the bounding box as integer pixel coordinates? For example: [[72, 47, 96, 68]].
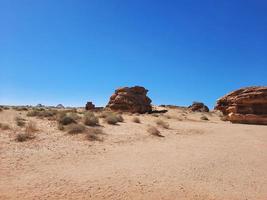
[[188, 102, 209, 112], [106, 86, 152, 113], [215, 86, 267, 125], [85, 102, 95, 110]]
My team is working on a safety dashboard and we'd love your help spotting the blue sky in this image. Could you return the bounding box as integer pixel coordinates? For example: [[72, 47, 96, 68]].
[[0, 0, 267, 108]]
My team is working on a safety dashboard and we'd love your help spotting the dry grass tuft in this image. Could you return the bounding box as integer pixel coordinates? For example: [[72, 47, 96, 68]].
[[116, 114, 124, 122], [25, 121, 38, 134], [58, 113, 76, 125], [67, 124, 86, 134], [155, 119, 170, 129], [101, 112, 123, 125], [132, 117, 141, 123], [200, 115, 209, 121], [15, 116, 26, 127], [105, 114, 119, 125], [15, 132, 35, 142], [27, 109, 57, 118], [84, 112, 99, 126], [86, 128, 104, 141], [147, 126, 164, 137], [13, 106, 29, 111], [58, 123, 65, 131]]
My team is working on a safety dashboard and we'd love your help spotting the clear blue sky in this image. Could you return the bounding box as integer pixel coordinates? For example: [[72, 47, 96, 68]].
[[0, 0, 267, 108]]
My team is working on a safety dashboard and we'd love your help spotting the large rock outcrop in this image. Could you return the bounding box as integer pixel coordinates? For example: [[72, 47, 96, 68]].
[[215, 86, 267, 125], [85, 102, 95, 110], [106, 86, 152, 113], [188, 102, 209, 112]]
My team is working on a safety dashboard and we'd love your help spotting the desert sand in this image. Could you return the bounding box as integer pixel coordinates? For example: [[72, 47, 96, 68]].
[[0, 107, 267, 200]]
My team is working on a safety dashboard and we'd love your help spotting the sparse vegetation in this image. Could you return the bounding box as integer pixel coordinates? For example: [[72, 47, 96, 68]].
[[147, 126, 163, 137], [58, 123, 65, 131], [164, 115, 172, 119], [27, 109, 57, 118], [155, 119, 170, 129], [58, 113, 76, 125], [132, 117, 141, 123], [15, 117, 26, 127], [15, 132, 35, 142], [100, 111, 124, 125], [200, 115, 209, 121], [116, 114, 124, 122], [0, 107, 3, 112], [98, 111, 111, 118], [105, 114, 119, 125], [67, 124, 86, 134], [68, 112, 81, 121], [25, 121, 38, 134], [86, 128, 104, 141], [13, 106, 29, 111], [84, 112, 99, 126]]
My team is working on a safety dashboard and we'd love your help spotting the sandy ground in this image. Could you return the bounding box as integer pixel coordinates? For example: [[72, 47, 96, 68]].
[[0, 107, 267, 200]]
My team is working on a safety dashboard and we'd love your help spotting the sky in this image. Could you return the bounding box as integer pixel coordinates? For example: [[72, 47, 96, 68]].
[[0, 0, 267, 108]]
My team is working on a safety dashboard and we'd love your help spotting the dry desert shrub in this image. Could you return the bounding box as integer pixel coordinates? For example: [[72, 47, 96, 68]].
[[67, 124, 86, 134], [116, 114, 124, 122], [84, 112, 99, 126], [58, 123, 65, 131], [67, 112, 81, 121], [15, 116, 26, 127], [0, 108, 3, 112], [98, 111, 111, 118], [164, 114, 172, 119], [200, 115, 209, 121], [147, 126, 163, 137], [155, 119, 170, 129], [86, 128, 104, 141], [101, 112, 124, 125], [15, 132, 35, 142], [132, 117, 141, 123], [105, 115, 118, 125], [13, 106, 29, 111], [25, 121, 38, 134], [27, 109, 57, 118], [58, 113, 76, 125], [0, 123, 10, 130]]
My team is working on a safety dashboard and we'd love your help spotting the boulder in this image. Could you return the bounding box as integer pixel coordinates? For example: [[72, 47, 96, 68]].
[[215, 86, 267, 125], [188, 102, 209, 112], [85, 102, 95, 110], [106, 86, 152, 113]]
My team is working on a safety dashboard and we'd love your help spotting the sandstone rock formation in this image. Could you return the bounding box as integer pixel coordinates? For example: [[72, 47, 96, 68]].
[[188, 102, 209, 112], [215, 86, 267, 125], [106, 86, 152, 113], [85, 102, 95, 110]]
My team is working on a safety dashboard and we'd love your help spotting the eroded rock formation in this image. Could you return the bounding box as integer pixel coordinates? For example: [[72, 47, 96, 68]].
[[215, 86, 267, 125], [188, 102, 209, 112], [85, 102, 95, 110], [106, 86, 152, 113]]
